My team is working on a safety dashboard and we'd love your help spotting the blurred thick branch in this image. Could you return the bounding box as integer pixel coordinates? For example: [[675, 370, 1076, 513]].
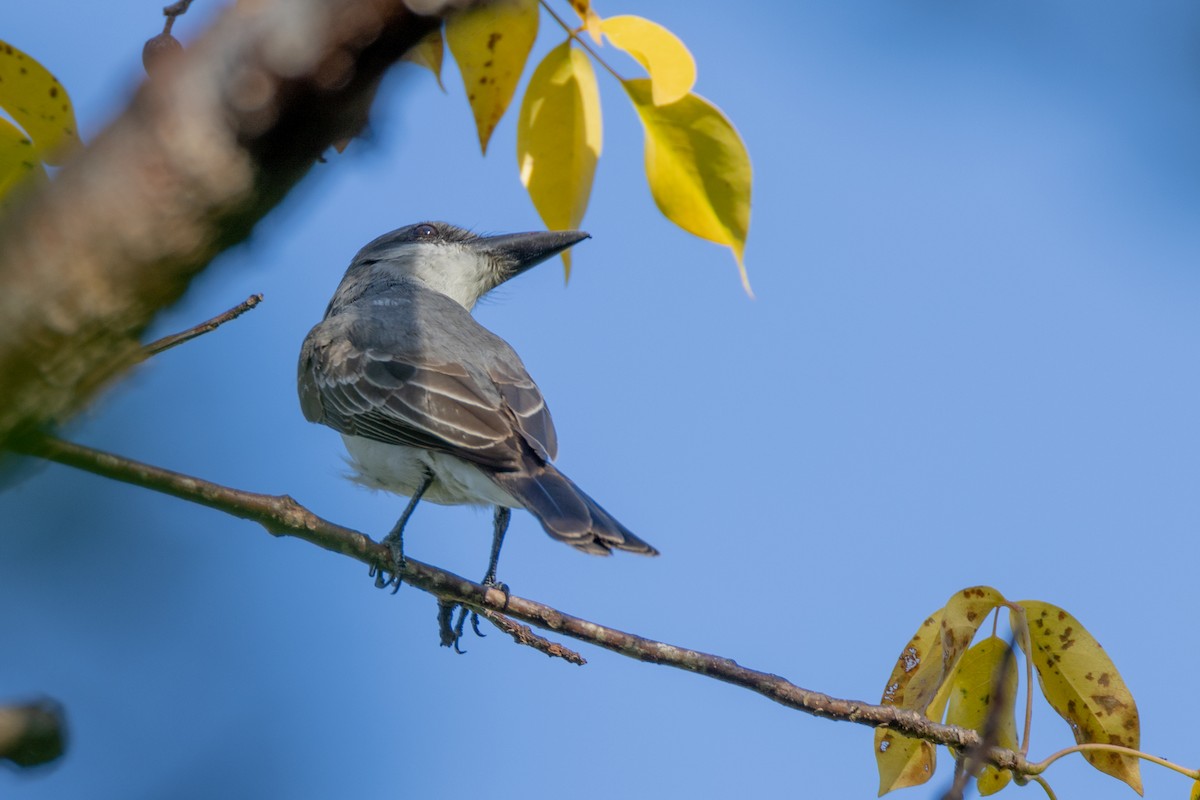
[[11, 433, 1031, 778], [0, 0, 458, 448]]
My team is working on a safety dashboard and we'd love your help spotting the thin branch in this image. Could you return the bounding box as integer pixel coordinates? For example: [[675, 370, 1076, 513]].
[[9, 433, 1032, 777], [540, 0, 625, 83], [140, 294, 263, 358], [161, 0, 196, 35], [478, 608, 586, 664]]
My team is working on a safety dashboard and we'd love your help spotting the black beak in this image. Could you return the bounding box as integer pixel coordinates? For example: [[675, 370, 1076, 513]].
[[475, 229, 590, 281]]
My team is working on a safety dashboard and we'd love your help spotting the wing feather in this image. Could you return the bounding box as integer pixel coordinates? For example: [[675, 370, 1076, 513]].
[[299, 310, 557, 470]]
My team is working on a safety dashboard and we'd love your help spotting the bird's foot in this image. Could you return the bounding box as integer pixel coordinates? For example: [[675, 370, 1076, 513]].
[[482, 575, 510, 610], [370, 537, 406, 593], [437, 601, 489, 653], [435, 571, 511, 652]]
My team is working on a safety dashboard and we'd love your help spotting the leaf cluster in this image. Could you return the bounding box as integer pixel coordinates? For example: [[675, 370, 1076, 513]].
[[876, 586, 1145, 797], [404, 0, 753, 291]]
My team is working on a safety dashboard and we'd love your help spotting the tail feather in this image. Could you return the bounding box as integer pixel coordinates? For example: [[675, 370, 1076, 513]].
[[491, 466, 658, 556]]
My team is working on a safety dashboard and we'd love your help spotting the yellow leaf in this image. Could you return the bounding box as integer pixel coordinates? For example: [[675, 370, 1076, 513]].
[[880, 609, 948, 712], [941, 586, 1006, 667], [0, 117, 46, 206], [1191, 779, 1200, 800], [623, 79, 752, 294], [875, 609, 945, 794], [0, 41, 79, 165], [602, 15, 695, 106], [517, 42, 601, 278], [1013, 601, 1143, 795], [445, 0, 538, 154], [874, 587, 1007, 795], [567, 0, 604, 44], [874, 730, 935, 796], [945, 637, 1019, 796], [403, 27, 446, 92]]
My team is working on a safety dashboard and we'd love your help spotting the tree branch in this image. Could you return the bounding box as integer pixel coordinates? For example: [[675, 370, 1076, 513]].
[[0, 0, 465, 448], [9, 433, 1032, 777], [141, 293, 263, 358]]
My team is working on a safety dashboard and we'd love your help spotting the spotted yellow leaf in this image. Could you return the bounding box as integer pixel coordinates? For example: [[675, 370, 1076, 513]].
[[0, 117, 46, 211], [875, 609, 945, 794], [874, 587, 1006, 795], [941, 586, 1006, 665], [445, 0, 538, 154], [623, 79, 752, 294], [602, 15, 695, 106], [874, 731, 934, 797], [945, 636, 1019, 796], [567, 0, 604, 44], [1013, 601, 1142, 794], [0, 41, 79, 165], [517, 41, 601, 278], [403, 27, 446, 92]]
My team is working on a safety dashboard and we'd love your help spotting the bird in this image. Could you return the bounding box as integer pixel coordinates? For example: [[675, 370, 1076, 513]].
[[297, 221, 658, 596]]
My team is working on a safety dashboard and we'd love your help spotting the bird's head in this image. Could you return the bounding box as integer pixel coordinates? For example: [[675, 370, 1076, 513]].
[[349, 222, 590, 308]]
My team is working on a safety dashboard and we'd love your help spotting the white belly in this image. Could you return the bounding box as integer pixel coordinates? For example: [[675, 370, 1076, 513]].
[[341, 434, 521, 508]]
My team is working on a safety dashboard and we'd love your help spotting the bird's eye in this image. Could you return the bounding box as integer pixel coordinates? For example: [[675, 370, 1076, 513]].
[[415, 223, 438, 238]]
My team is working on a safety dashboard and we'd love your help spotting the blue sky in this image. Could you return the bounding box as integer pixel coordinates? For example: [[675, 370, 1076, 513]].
[[4, 1, 1200, 797]]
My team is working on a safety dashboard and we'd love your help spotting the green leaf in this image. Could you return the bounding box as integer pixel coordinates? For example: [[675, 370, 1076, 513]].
[[445, 0, 539, 154], [601, 15, 696, 106], [1013, 601, 1143, 795], [517, 41, 601, 278], [0, 40, 79, 165], [623, 79, 752, 294]]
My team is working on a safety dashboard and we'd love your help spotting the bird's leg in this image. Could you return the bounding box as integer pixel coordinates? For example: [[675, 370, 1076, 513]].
[[457, 505, 513, 639], [372, 470, 433, 592], [439, 507, 513, 651], [483, 506, 511, 591]]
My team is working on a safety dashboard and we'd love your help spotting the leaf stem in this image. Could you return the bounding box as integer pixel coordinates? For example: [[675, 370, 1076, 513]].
[[1031, 743, 1198, 781], [1029, 775, 1057, 800], [1004, 602, 1035, 756], [540, 0, 624, 83]]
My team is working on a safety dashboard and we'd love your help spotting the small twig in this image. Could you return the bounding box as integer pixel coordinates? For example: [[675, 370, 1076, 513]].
[[140, 294, 263, 358], [540, 0, 624, 83], [161, 0, 195, 35], [477, 608, 586, 664]]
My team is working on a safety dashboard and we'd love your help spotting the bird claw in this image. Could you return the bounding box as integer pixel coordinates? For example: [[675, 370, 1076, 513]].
[[482, 577, 510, 609], [437, 600, 488, 653], [370, 539, 406, 593]]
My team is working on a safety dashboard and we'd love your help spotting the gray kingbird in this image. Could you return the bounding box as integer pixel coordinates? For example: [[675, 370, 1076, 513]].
[[298, 222, 658, 592]]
